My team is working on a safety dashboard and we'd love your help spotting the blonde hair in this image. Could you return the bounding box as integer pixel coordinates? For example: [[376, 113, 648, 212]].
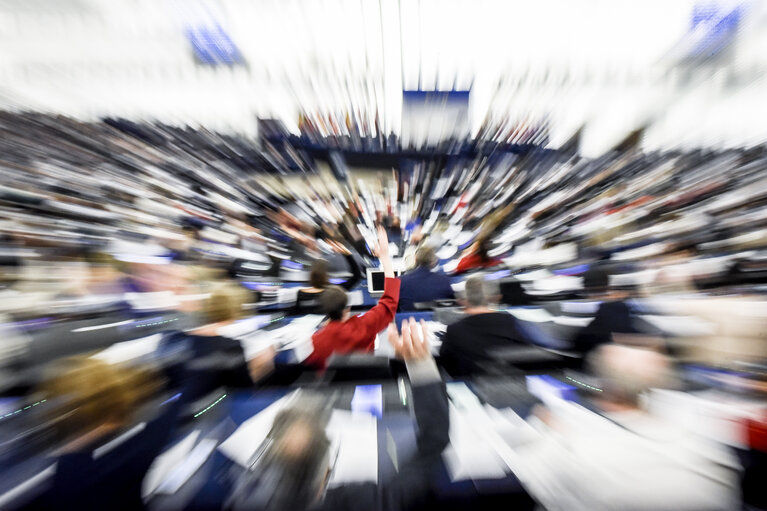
[[200, 282, 249, 324], [40, 357, 160, 442]]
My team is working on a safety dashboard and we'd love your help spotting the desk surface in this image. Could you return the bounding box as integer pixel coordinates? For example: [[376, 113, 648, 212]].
[[145, 377, 539, 510]]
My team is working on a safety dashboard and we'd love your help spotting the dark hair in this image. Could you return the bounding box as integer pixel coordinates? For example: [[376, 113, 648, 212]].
[[583, 266, 609, 292], [415, 245, 437, 268], [477, 238, 492, 262], [319, 285, 348, 321], [309, 259, 330, 289]]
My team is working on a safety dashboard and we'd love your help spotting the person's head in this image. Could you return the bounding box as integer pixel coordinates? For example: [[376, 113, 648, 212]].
[[200, 282, 249, 324], [233, 406, 331, 510], [309, 259, 330, 289], [589, 344, 673, 408], [39, 357, 161, 444], [319, 285, 349, 321], [583, 265, 610, 295], [84, 252, 120, 287], [463, 275, 500, 309], [414, 244, 437, 269]]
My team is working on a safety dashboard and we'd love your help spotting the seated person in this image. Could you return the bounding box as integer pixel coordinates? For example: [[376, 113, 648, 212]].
[[454, 237, 502, 275], [439, 275, 527, 377], [31, 357, 176, 510], [514, 344, 741, 510], [571, 265, 637, 355], [227, 318, 449, 511], [159, 282, 275, 404], [294, 250, 361, 315], [304, 227, 399, 369], [398, 245, 455, 311]]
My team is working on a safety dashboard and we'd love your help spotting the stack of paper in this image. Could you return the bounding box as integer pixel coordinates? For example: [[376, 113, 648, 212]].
[[218, 394, 379, 485], [442, 383, 539, 482], [326, 410, 378, 486]]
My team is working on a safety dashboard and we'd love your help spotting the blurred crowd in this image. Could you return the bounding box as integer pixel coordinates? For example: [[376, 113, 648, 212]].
[[0, 110, 767, 510]]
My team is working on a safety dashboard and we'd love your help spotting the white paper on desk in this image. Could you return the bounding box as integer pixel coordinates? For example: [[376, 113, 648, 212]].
[[507, 308, 555, 323], [446, 382, 484, 411], [142, 430, 200, 499], [348, 290, 364, 306], [239, 331, 281, 360], [291, 314, 326, 327], [272, 315, 323, 348], [276, 287, 299, 304], [326, 410, 378, 486], [552, 315, 593, 327], [156, 439, 217, 495], [217, 315, 274, 339], [92, 334, 162, 364], [218, 391, 300, 468], [484, 405, 541, 448], [560, 301, 601, 314], [443, 406, 508, 481], [425, 321, 447, 335], [290, 339, 314, 363]]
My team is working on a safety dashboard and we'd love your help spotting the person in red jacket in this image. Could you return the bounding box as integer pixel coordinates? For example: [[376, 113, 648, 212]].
[[304, 226, 399, 369], [454, 237, 501, 274]]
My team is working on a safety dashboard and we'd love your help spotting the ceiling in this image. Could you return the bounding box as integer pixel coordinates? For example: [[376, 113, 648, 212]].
[[0, 0, 766, 155]]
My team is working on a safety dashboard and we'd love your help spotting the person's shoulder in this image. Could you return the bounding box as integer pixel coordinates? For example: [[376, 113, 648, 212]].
[[452, 313, 478, 327], [465, 311, 515, 324], [599, 299, 630, 313], [431, 267, 450, 277]]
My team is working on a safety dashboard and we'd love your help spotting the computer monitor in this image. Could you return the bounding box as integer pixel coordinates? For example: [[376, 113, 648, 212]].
[[366, 268, 402, 293]]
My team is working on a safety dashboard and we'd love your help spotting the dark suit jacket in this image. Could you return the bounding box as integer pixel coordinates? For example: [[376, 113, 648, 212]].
[[158, 331, 254, 407], [398, 267, 455, 311], [439, 312, 526, 377], [571, 300, 637, 354]]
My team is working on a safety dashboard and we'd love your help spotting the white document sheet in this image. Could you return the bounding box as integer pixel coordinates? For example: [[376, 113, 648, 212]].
[[552, 316, 593, 327], [142, 430, 200, 498], [560, 301, 601, 314], [156, 439, 218, 495], [218, 395, 379, 485], [348, 290, 364, 306], [507, 308, 555, 323], [442, 405, 508, 481], [92, 334, 162, 364], [326, 410, 379, 486], [217, 392, 300, 468]]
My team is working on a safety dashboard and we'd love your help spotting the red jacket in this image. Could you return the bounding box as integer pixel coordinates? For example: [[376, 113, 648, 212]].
[[305, 277, 400, 369], [454, 253, 502, 274]]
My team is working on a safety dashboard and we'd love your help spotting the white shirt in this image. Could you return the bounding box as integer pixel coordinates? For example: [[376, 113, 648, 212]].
[[514, 402, 741, 511]]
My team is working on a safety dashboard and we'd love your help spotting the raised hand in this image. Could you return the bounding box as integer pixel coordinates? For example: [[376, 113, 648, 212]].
[[387, 317, 431, 361], [375, 225, 395, 278], [375, 225, 390, 258]]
